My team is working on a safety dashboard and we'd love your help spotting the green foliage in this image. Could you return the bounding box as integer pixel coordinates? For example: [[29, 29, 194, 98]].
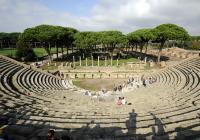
[[100, 31, 127, 46], [191, 36, 200, 41], [73, 31, 127, 51], [16, 41, 36, 61], [153, 23, 190, 62], [74, 32, 96, 49], [13, 23, 192, 63], [127, 31, 142, 44], [153, 23, 190, 42], [0, 32, 21, 40], [20, 25, 78, 43], [19, 28, 37, 42], [19, 24, 78, 59], [0, 32, 21, 48], [127, 29, 155, 45], [127, 28, 155, 53]]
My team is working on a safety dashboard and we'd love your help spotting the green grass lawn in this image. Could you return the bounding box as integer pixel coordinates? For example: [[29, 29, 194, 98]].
[[0, 48, 17, 57], [0, 47, 64, 58], [33, 48, 47, 58]]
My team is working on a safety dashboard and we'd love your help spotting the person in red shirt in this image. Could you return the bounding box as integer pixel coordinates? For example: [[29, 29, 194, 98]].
[[117, 97, 122, 106]]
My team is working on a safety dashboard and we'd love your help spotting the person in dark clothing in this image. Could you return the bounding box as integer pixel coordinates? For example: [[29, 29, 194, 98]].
[[143, 79, 146, 87], [47, 130, 59, 140]]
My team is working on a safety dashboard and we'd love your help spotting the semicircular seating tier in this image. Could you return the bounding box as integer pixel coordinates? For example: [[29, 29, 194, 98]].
[[0, 55, 200, 140]]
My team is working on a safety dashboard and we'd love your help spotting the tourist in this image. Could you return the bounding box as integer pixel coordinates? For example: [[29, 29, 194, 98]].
[[88, 91, 92, 96], [122, 82, 126, 88], [131, 82, 133, 87], [100, 89, 108, 96], [113, 86, 118, 92], [121, 97, 126, 105], [132, 77, 134, 82], [85, 91, 91, 96], [149, 77, 153, 84], [146, 78, 149, 85], [136, 82, 140, 88], [47, 130, 59, 140], [117, 97, 122, 106], [118, 85, 122, 92], [143, 79, 146, 87], [61, 72, 64, 78]]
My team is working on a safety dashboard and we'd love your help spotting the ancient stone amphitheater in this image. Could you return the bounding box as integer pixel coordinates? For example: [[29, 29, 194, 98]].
[[0, 55, 200, 140]]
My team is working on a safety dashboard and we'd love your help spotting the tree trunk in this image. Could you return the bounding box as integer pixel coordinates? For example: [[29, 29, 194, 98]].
[[61, 45, 64, 60], [44, 42, 52, 62], [145, 43, 148, 54], [67, 46, 69, 55], [0, 41, 2, 49], [94, 44, 96, 52], [135, 44, 138, 51], [8, 41, 10, 48], [140, 45, 143, 53], [157, 42, 165, 63], [55, 42, 58, 59], [72, 45, 74, 53], [48, 42, 52, 61], [126, 45, 128, 52]]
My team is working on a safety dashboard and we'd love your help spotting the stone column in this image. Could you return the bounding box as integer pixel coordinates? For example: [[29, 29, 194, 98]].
[[105, 56, 107, 66], [144, 57, 147, 64], [79, 56, 82, 66], [98, 56, 100, 67], [86, 58, 88, 66], [92, 56, 94, 67], [60, 63, 63, 69]]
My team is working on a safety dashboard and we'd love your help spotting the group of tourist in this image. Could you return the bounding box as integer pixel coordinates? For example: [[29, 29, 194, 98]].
[[84, 88, 109, 97], [113, 85, 123, 92], [113, 76, 157, 93], [113, 76, 141, 93], [84, 90, 92, 96], [83, 76, 157, 105], [142, 76, 157, 87]]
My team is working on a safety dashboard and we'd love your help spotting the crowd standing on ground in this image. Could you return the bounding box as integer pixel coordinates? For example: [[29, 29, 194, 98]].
[[83, 75, 157, 106], [113, 76, 157, 93]]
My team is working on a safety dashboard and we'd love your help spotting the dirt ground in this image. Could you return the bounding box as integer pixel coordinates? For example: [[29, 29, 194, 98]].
[[73, 78, 128, 91]]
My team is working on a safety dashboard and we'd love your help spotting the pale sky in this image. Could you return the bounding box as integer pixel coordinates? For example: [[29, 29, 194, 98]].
[[0, 0, 200, 35]]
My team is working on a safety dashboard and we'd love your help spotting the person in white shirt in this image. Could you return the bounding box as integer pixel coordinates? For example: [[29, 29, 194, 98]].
[[121, 97, 126, 105]]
